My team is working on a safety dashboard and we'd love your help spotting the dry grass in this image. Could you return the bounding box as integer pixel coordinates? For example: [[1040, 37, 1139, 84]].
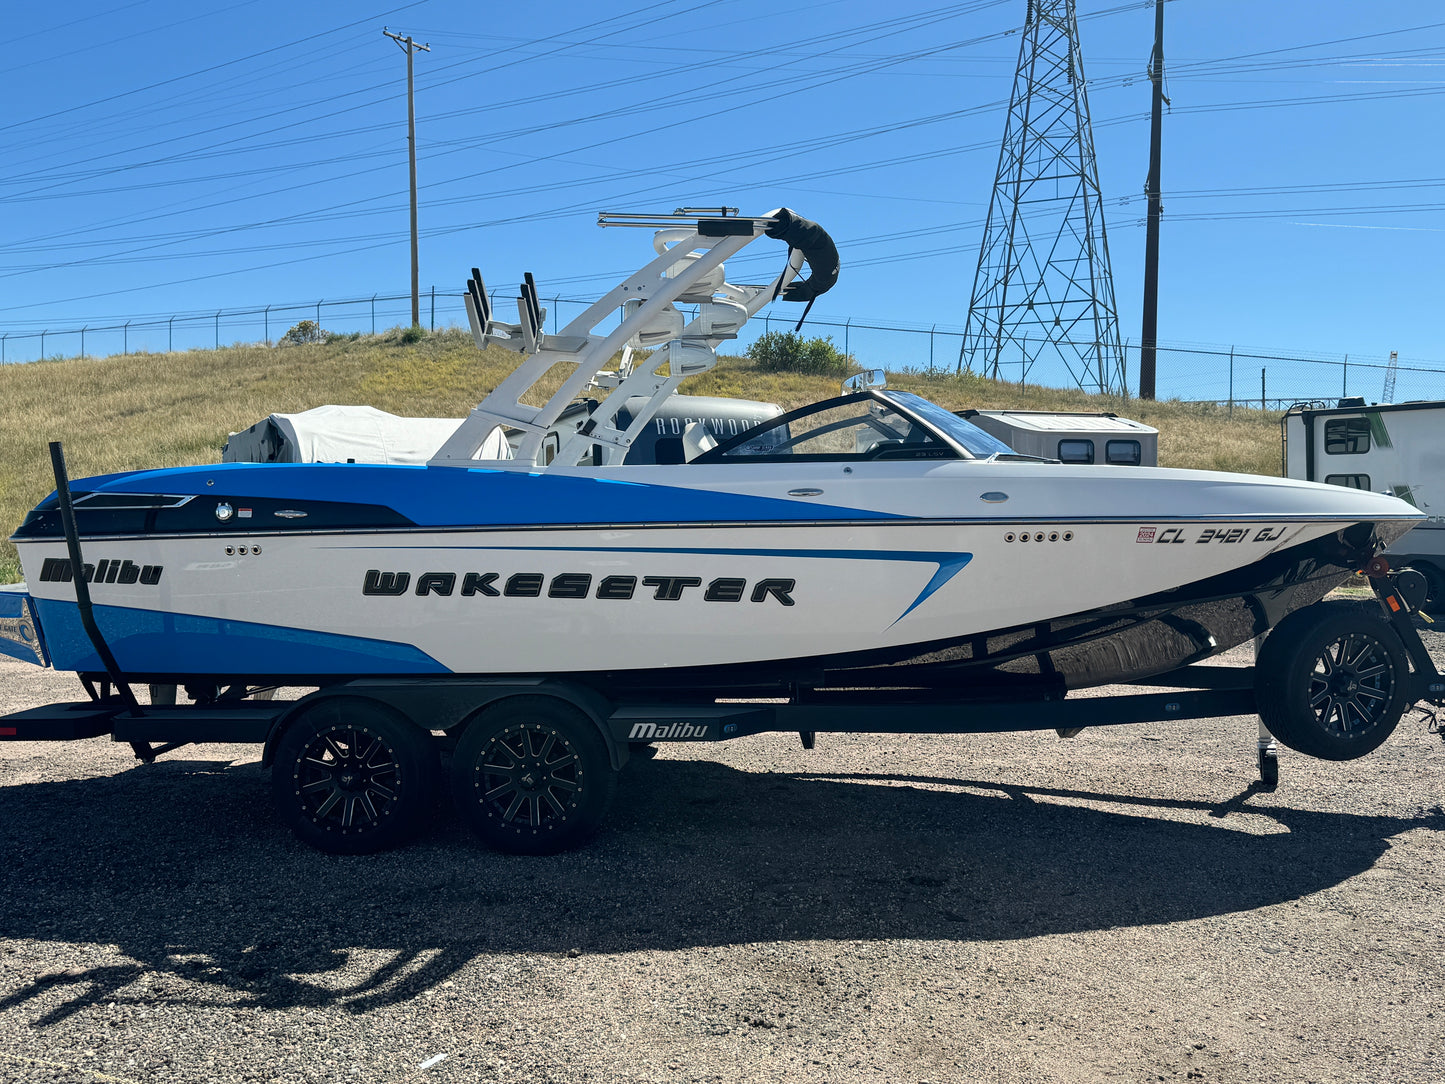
[[0, 330, 1283, 583]]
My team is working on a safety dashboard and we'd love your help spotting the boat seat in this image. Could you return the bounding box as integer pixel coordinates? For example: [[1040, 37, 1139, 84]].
[[653, 436, 685, 464], [682, 421, 718, 462]]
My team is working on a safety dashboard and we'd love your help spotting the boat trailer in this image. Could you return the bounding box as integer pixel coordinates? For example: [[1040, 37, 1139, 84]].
[[2, 446, 1442, 855]]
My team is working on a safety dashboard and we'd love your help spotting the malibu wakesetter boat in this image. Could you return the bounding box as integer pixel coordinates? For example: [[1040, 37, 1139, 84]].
[[2, 208, 1441, 856]]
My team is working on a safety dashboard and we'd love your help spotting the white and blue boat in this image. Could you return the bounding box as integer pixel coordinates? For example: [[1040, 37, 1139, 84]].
[[4, 207, 1440, 856], [1, 209, 1424, 699]]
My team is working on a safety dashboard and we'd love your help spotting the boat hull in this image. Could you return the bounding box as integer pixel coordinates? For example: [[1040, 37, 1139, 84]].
[[11, 459, 1423, 693], [15, 513, 1413, 694]]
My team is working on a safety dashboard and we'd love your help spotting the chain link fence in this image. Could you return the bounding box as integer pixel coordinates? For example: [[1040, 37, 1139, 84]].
[[4, 290, 1443, 407]]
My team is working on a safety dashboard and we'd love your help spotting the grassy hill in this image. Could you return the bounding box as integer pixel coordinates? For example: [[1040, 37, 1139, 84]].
[[0, 328, 1284, 583]]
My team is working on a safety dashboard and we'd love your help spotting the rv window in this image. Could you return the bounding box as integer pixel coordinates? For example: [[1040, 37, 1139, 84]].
[[1324, 473, 1371, 490], [1057, 439, 1094, 464], [1105, 439, 1142, 466], [1324, 417, 1371, 455]]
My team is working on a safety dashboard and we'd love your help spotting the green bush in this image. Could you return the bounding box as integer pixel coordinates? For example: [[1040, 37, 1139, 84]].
[[282, 320, 324, 345], [745, 331, 853, 376], [399, 325, 427, 344]]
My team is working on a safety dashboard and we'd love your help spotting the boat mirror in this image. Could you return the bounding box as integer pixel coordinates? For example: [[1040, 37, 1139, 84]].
[[842, 369, 886, 393]]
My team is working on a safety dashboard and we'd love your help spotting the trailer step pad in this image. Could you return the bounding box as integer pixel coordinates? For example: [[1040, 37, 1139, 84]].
[[111, 704, 288, 745], [0, 702, 120, 741]]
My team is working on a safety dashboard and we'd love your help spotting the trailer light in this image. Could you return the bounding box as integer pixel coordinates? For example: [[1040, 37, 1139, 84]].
[[0, 727, 15, 736], [1387, 595, 1401, 612]]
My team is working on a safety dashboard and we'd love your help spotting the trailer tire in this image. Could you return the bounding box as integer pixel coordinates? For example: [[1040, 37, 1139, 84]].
[[272, 698, 440, 855], [1255, 602, 1409, 762], [1416, 561, 1445, 609], [450, 696, 617, 855]]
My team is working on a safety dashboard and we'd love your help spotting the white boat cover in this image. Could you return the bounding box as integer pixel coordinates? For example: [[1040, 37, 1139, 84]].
[[223, 405, 509, 465]]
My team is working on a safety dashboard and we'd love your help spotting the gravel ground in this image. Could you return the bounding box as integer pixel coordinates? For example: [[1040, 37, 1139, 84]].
[[1, 626, 1443, 1084]]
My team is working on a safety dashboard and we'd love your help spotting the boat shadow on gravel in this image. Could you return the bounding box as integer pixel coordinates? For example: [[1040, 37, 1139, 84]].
[[0, 750, 1441, 1023]]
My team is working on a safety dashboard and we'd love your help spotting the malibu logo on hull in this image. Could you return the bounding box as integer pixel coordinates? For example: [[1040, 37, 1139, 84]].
[[39, 557, 163, 585]]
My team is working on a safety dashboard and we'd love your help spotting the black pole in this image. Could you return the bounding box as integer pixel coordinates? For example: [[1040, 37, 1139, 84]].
[[1139, 0, 1165, 400], [48, 442, 140, 715]]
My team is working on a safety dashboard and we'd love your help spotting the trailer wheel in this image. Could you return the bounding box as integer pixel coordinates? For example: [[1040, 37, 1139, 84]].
[[272, 698, 439, 855], [450, 697, 617, 855], [1416, 561, 1445, 609], [1255, 602, 1409, 762]]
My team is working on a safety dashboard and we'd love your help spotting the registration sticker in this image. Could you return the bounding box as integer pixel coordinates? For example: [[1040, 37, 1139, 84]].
[[1136, 527, 1157, 543]]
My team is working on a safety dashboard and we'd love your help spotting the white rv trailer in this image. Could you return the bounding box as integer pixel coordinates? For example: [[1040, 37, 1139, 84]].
[[956, 409, 1159, 467], [1283, 398, 1444, 603]]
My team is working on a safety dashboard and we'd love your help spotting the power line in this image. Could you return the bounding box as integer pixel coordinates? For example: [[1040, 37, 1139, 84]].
[[7, 7, 1445, 314], [6, 0, 270, 76], [0, 0, 722, 189], [0, 5, 422, 136]]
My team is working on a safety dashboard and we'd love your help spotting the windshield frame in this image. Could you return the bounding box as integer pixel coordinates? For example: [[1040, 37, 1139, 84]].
[[877, 390, 1017, 458], [691, 388, 1012, 463]]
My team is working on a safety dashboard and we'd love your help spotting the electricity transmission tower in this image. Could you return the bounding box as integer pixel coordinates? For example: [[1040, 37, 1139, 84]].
[[959, 0, 1126, 396]]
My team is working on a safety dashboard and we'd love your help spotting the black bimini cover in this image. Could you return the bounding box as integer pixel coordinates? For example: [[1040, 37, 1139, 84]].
[[765, 208, 840, 302]]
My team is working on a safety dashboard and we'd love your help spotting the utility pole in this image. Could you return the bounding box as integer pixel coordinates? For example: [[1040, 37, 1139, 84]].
[[383, 27, 430, 329], [1139, 0, 1166, 400]]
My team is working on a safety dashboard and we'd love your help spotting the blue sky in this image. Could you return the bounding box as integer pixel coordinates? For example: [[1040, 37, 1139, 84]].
[[3, 0, 1444, 399]]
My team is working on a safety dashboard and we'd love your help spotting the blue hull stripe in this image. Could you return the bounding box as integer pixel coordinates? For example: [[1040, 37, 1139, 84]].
[[31, 599, 449, 675], [68, 463, 903, 529]]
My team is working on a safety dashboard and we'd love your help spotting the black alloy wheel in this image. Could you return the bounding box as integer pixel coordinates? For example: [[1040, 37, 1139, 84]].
[[450, 697, 617, 855], [272, 698, 439, 854], [1256, 601, 1410, 762]]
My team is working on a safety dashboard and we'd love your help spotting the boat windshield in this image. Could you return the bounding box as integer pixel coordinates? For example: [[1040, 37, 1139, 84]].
[[694, 389, 1016, 462], [878, 391, 1017, 458]]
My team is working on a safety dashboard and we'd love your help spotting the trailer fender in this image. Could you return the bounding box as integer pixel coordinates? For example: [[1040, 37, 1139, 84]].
[[443, 684, 628, 772]]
